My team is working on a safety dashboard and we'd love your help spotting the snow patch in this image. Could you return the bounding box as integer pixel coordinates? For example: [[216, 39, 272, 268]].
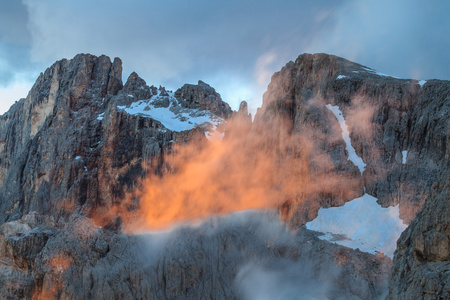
[[402, 150, 408, 164], [127, 94, 134, 98], [336, 75, 347, 80], [362, 67, 400, 79], [418, 80, 426, 88], [75, 156, 81, 160], [205, 131, 225, 141], [97, 112, 104, 121], [117, 93, 224, 134], [326, 104, 366, 174], [306, 194, 407, 258]]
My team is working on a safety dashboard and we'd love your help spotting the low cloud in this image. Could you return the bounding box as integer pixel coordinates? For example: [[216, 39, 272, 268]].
[[235, 260, 336, 300]]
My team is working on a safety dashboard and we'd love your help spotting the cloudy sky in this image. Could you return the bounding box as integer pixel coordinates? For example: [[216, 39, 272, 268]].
[[1, 0, 449, 114]]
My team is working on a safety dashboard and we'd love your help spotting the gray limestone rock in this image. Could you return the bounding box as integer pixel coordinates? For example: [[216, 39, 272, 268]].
[[174, 80, 233, 119], [0, 53, 448, 299], [0, 211, 390, 300], [122, 72, 152, 100], [0, 53, 205, 226], [388, 177, 450, 300], [254, 53, 449, 225]]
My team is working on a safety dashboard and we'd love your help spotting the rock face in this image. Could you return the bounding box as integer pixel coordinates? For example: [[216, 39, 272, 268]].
[[0, 53, 448, 299], [252, 53, 449, 299], [174, 80, 232, 119], [388, 178, 450, 300], [254, 53, 449, 225], [0, 54, 207, 225], [1, 211, 391, 300]]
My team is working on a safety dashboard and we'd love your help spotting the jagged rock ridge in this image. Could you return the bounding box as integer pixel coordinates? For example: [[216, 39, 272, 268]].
[[0, 53, 231, 226], [0, 53, 448, 299]]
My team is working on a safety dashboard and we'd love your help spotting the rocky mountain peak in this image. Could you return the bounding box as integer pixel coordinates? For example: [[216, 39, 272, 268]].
[[257, 52, 448, 223], [236, 100, 252, 123], [124, 71, 147, 90], [253, 52, 449, 298], [54, 53, 123, 100], [0, 52, 448, 299], [0, 54, 124, 175], [123, 71, 152, 99], [174, 80, 232, 119], [0, 53, 226, 226]]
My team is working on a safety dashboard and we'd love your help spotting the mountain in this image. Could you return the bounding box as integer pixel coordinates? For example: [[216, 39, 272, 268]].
[[0, 53, 448, 299], [252, 54, 449, 299]]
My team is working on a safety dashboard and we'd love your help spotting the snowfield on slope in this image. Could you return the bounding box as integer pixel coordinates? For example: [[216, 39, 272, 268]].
[[117, 91, 224, 135], [310, 105, 407, 258], [306, 193, 407, 258]]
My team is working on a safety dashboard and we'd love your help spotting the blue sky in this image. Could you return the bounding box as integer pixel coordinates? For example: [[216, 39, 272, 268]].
[[1, 0, 449, 114]]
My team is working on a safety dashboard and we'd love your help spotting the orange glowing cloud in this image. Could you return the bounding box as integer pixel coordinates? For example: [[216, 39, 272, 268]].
[[101, 89, 389, 232], [117, 112, 311, 232]]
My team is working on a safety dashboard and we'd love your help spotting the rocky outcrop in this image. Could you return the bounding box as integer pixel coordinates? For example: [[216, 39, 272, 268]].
[[121, 71, 153, 100], [388, 177, 450, 300], [174, 80, 232, 119], [0, 212, 56, 299]]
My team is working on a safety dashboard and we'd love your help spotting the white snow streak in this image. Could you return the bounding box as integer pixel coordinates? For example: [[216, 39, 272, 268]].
[[336, 75, 347, 79], [306, 194, 407, 258], [402, 150, 408, 164], [326, 104, 366, 174], [362, 67, 400, 79]]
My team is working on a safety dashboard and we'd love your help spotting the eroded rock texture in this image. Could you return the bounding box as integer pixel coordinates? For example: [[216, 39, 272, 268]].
[[388, 178, 449, 300], [0, 54, 208, 225], [0, 53, 448, 299], [255, 53, 448, 225], [174, 80, 232, 119], [1, 211, 391, 300], [254, 54, 449, 300]]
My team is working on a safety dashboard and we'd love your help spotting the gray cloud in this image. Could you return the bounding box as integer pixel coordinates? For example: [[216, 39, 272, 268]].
[[0, 0, 30, 45], [306, 0, 450, 80], [235, 260, 337, 300], [1, 0, 449, 114], [0, 0, 39, 86], [19, 0, 344, 111]]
